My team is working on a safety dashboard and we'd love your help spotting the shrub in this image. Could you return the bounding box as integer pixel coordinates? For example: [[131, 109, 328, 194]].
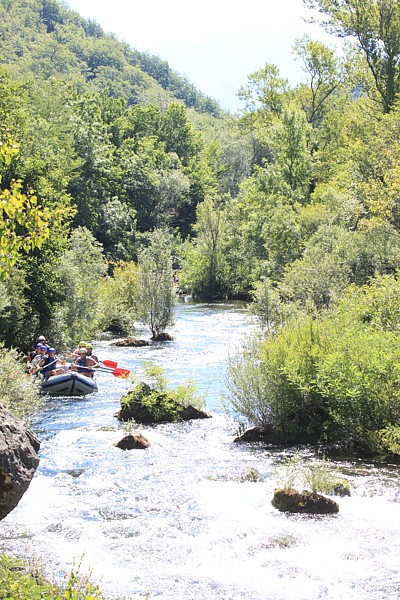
[[274, 454, 351, 496], [136, 229, 176, 338], [228, 275, 400, 453], [96, 261, 140, 334], [0, 553, 105, 599], [0, 344, 42, 424]]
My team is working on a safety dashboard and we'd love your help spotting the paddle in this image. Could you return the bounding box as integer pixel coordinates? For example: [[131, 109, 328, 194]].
[[112, 367, 130, 379], [77, 364, 131, 378], [101, 360, 118, 369]]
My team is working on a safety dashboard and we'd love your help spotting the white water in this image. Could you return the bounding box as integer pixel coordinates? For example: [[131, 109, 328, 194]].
[[1, 301, 400, 599]]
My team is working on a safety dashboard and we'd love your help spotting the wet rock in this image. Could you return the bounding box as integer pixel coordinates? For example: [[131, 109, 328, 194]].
[[115, 433, 151, 450], [105, 321, 125, 335], [234, 426, 288, 444], [272, 488, 339, 515], [65, 468, 85, 478], [152, 332, 174, 342], [180, 405, 211, 421], [234, 427, 267, 443], [110, 338, 150, 347], [331, 479, 351, 497], [0, 404, 40, 521], [240, 467, 261, 482]]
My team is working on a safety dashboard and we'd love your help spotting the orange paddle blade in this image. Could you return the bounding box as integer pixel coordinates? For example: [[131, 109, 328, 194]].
[[102, 360, 118, 369], [113, 368, 130, 378]]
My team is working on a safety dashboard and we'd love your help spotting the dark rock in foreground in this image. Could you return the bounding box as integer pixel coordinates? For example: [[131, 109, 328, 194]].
[[110, 338, 150, 347], [0, 405, 40, 521], [272, 488, 339, 514], [115, 433, 151, 450], [117, 382, 211, 424]]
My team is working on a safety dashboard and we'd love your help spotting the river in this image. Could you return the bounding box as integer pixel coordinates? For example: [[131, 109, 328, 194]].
[[1, 300, 400, 599]]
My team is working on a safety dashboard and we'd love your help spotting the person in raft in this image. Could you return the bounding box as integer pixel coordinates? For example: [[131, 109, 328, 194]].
[[39, 348, 65, 380], [71, 347, 99, 378], [85, 343, 99, 363], [69, 340, 88, 360], [27, 335, 48, 364]]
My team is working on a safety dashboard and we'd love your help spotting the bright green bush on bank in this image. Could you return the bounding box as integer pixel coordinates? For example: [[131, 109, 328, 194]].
[[228, 275, 400, 456], [0, 345, 42, 424], [0, 554, 105, 600]]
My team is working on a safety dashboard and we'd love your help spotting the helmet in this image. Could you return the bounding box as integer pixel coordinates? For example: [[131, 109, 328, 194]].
[[79, 348, 87, 354], [79, 341, 87, 347], [38, 335, 46, 341], [36, 343, 42, 348], [48, 348, 56, 353], [86, 343, 93, 349]]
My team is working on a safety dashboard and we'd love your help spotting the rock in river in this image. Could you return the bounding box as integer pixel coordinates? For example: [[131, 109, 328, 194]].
[[272, 488, 339, 515], [115, 433, 151, 450]]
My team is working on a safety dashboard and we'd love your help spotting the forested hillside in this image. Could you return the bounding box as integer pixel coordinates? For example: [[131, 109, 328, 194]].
[[0, 0, 221, 114], [2, 0, 400, 456]]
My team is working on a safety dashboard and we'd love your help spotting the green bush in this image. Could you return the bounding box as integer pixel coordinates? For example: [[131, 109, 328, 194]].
[[274, 454, 351, 496], [228, 275, 400, 454], [0, 344, 42, 424], [0, 553, 105, 600]]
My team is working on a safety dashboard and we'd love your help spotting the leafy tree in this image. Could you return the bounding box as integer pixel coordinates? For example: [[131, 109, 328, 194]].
[[51, 227, 108, 348], [293, 35, 344, 126], [228, 274, 400, 455], [181, 196, 230, 300], [97, 261, 140, 334], [137, 229, 176, 338], [305, 0, 400, 112], [0, 131, 65, 278]]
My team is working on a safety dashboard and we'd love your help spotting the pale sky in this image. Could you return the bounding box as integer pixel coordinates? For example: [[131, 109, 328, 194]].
[[65, 0, 336, 111]]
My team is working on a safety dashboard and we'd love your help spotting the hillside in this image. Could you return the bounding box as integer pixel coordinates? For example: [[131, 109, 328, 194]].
[[0, 0, 222, 116]]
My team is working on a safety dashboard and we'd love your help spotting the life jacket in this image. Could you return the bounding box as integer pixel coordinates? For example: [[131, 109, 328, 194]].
[[41, 355, 57, 374], [77, 356, 94, 374]]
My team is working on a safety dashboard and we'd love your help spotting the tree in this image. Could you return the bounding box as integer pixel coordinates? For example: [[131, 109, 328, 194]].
[[137, 229, 176, 339], [293, 36, 344, 126], [304, 0, 400, 112], [51, 227, 108, 347], [181, 196, 229, 300], [0, 132, 64, 278]]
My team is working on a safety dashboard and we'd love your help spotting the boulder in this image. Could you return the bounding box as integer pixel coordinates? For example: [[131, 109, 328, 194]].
[[234, 427, 268, 443], [180, 405, 211, 421], [152, 332, 174, 342], [0, 405, 40, 521], [331, 479, 351, 497], [240, 467, 261, 482], [271, 488, 339, 515], [110, 338, 150, 347], [117, 382, 211, 424], [115, 433, 151, 450], [233, 426, 288, 444]]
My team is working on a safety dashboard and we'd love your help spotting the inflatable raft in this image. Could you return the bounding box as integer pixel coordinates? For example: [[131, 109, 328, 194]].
[[40, 372, 98, 397]]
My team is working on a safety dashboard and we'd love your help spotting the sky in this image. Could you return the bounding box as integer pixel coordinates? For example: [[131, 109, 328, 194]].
[[65, 0, 337, 112]]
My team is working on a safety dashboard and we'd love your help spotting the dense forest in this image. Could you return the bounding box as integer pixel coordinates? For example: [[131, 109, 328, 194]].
[[2, 0, 400, 457]]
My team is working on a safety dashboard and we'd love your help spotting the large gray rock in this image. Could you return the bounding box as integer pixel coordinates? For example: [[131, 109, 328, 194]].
[[0, 405, 40, 521]]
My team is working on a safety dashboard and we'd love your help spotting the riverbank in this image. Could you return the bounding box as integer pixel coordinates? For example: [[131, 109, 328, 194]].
[[0, 553, 105, 599]]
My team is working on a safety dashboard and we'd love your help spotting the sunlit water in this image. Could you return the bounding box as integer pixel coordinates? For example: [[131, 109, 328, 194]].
[[1, 300, 400, 599]]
